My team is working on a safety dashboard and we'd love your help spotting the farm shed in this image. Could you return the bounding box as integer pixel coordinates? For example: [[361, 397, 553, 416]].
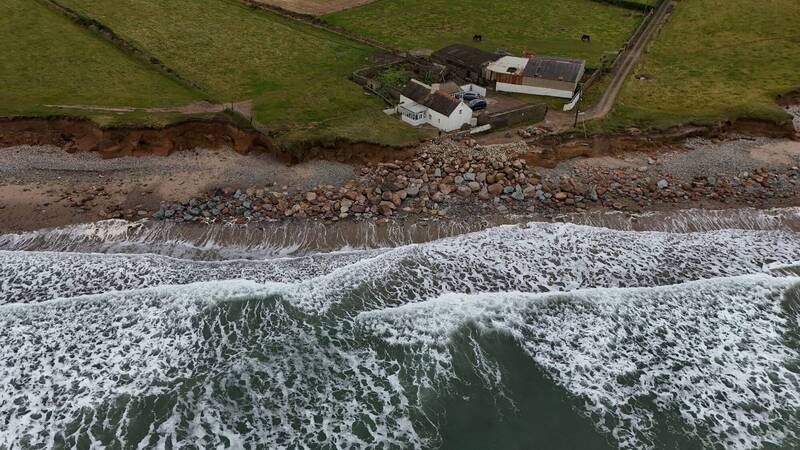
[[431, 44, 500, 83], [487, 55, 586, 98], [397, 80, 473, 132]]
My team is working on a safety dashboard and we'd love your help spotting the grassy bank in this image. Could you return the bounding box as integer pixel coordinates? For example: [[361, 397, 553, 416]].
[[0, 0, 199, 121], [595, 0, 800, 131], [324, 0, 644, 66], [56, 0, 425, 146]]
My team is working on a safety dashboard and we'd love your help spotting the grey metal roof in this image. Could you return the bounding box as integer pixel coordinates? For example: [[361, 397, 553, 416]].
[[432, 44, 499, 72], [401, 82, 463, 116], [522, 56, 585, 82]]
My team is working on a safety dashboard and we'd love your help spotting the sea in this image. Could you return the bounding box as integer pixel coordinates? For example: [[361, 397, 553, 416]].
[[1, 208, 799, 449]]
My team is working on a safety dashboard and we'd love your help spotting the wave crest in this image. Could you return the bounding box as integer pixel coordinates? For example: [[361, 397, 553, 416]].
[[359, 275, 800, 449]]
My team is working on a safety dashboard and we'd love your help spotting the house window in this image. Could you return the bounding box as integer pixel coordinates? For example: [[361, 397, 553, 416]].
[[404, 110, 425, 121]]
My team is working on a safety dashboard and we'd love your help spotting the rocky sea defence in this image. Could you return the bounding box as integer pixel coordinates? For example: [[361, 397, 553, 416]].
[[146, 139, 799, 225]]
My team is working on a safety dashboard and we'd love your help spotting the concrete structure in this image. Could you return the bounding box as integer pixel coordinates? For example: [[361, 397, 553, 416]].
[[460, 83, 487, 97], [397, 80, 473, 132], [487, 55, 586, 98]]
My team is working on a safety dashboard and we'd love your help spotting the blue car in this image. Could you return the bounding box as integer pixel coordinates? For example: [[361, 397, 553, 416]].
[[468, 99, 488, 111], [457, 91, 482, 102]]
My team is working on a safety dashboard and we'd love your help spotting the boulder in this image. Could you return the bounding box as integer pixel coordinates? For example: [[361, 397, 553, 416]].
[[488, 183, 504, 195]]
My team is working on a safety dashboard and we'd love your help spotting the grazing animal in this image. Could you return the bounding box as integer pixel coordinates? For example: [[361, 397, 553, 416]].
[[581, 34, 591, 43], [472, 34, 483, 42]]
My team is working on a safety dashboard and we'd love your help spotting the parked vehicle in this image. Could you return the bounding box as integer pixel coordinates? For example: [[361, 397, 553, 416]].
[[468, 99, 487, 111], [456, 91, 482, 102]]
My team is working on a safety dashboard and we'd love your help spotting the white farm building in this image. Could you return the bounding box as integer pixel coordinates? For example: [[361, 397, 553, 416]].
[[486, 55, 586, 99], [397, 80, 473, 132]]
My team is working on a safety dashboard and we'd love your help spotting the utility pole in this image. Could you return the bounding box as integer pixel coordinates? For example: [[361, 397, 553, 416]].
[[573, 84, 583, 128]]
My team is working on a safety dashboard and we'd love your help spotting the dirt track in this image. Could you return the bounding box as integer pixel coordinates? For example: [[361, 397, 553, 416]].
[[253, 0, 376, 15], [541, 1, 675, 130], [43, 101, 254, 118], [581, 0, 675, 122]]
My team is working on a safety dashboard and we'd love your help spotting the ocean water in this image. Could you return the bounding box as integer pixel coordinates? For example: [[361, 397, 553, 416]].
[[1, 209, 799, 449]]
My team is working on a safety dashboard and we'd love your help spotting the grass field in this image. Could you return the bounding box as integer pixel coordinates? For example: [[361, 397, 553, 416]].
[[0, 0, 199, 121], [596, 0, 800, 130], [324, 0, 644, 66], [253, 0, 377, 16], [14, 0, 425, 146]]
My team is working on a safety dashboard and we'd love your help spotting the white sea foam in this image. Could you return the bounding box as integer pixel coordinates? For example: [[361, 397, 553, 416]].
[[570, 206, 800, 233], [359, 275, 800, 449], [0, 218, 490, 260], [1, 218, 799, 448], [0, 281, 265, 448], [289, 223, 800, 312], [2, 208, 798, 259], [3, 222, 799, 307], [0, 249, 379, 305], [0, 281, 425, 449]]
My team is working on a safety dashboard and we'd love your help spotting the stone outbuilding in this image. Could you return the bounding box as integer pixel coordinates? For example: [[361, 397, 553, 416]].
[[431, 44, 500, 83]]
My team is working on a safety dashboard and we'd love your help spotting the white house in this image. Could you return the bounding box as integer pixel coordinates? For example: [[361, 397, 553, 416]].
[[486, 55, 586, 99], [397, 80, 473, 132]]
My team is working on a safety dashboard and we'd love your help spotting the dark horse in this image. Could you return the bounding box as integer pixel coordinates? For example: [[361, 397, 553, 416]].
[[472, 34, 483, 42], [581, 34, 591, 42]]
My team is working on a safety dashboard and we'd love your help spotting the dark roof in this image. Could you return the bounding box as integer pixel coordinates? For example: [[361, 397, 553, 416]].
[[437, 81, 461, 94], [522, 56, 585, 82], [401, 82, 431, 104], [401, 82, 463, 116], [432, 44, 499, 72]]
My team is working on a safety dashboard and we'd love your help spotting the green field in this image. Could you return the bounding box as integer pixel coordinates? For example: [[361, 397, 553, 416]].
[[8, 0, 792, 145], [6, 0, 425, 146], [598, 0, 800, 130], [324, 0, 644, 66], [0, 0, 199, 122]]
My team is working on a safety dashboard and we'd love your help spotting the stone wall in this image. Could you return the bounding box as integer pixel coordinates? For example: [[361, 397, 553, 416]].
[[478, 103, 548, 128]]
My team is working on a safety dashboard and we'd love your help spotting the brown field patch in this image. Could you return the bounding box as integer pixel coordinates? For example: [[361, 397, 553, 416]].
[[253, 0, 377, 15]]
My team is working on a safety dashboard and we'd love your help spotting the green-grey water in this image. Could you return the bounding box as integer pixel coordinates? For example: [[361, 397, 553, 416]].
[[1, 209, 799, 449]]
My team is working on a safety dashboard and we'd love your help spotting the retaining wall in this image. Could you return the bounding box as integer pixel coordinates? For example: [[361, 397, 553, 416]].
[[478, 103, 548, 128]]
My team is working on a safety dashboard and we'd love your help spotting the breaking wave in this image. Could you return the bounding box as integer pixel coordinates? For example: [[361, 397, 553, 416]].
[[1, 207, 798, 259], [360, 276, 800, 449], [1, 210, 799, 448]]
